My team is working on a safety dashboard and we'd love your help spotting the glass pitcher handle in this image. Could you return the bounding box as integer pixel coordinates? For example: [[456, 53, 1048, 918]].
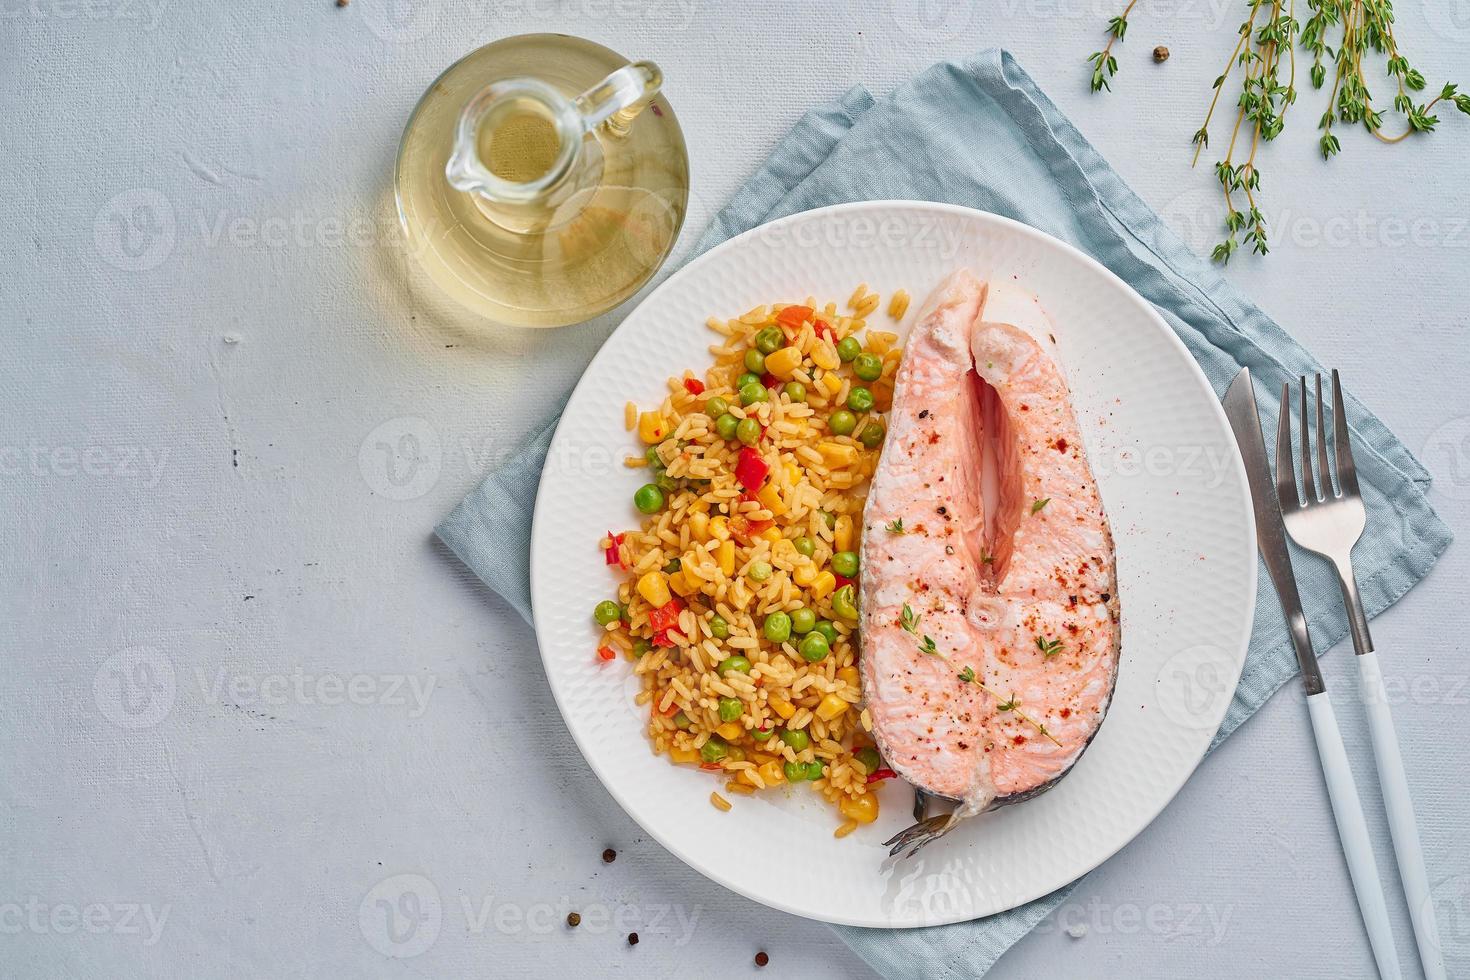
[[573, 61, 662, 137]]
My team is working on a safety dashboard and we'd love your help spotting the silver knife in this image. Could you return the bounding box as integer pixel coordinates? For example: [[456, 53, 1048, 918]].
[[1223, 367, 1401, 980]]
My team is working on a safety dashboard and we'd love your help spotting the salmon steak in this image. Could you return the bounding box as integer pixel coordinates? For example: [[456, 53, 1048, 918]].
[[859, 270, 1120, 857]]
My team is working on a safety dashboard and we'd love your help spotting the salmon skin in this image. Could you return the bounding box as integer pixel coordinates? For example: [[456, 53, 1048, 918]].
[[859, 270, 1120, 857]]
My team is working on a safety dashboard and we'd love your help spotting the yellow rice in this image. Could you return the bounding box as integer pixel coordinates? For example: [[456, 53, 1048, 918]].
[[598, 295, 900, 828]]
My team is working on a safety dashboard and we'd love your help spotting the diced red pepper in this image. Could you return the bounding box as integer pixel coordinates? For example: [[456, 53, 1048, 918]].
[[734, 447, 769, 491], [865, 768, 898, 784], [699, 762, 724, 772], [651, 629, 673, 648], [760, 372, 780, 390], [648, 598, 685, 633], [682, 377, 705, 395], [834, 573, 855, 590], [603, 531, 626, 568], [597, 645, 617, 662], [729, 515, 775, 544], [775, 305, 813, 332], [811, 318, 834, 342]]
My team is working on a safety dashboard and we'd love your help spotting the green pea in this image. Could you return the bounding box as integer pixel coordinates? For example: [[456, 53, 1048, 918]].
[[593, 600, 621, 626], [853, 352, 883, 382], [705, 396, 730, 418], [782, 382, 806, 403], [783, 761, 805, 783], [633, 483, 666, 514], [632, 638, 652, 657], [829, 410, 857, 436], [793, 536, 815, 558], [739, 381, 769, 406], [801, 760, 825, 780], [718, 655, 752, 675], [708, 614, 730, 639], [832, 551, 859, 579], [832, 584, 860, 621], [836, 336, 862, 363], [673, 710, 692, 728], [780, 729, 810, 752], [754, 327, 783, 354], [714, 413, 739, 440], [790, 607, 816, 635], [735, 371, 761, 389], [854, 747, 882, 775], [813, 620, 839, 645], [747, 561, 772, 583], [822, 511, 836, 530], [700, 736, 728, 763], [736, 417, 761, 446], [847, 387, 875, 413], [718, 697, 743, 723], [744, 349, 767, 374], [798, 631, 829, 663], [654, 471, 678, 493], [858, 421, 886, 449], [763, 611, 792, 643], [751, 726, 776, 742], [646, 445, 664, 466]]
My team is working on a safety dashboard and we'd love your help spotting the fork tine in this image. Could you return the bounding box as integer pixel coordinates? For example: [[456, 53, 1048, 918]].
[[1331, 369, 1360, 497], [1299, 376, 1318, 501], [1314, 373, 1334, 497], [1276, 381, 1299, 509]]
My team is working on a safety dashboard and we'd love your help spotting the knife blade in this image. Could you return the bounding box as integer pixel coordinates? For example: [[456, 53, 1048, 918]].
[[1223, 367, 1325, 696]]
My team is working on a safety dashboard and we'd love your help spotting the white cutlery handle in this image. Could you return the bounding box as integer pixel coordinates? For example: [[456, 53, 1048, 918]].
[[1306, 691, 1402, 980], [1358, 651, 1445, 980]]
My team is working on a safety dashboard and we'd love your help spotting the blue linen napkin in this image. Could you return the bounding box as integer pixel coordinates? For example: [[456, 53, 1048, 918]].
[[436, 49, 1452, 979]]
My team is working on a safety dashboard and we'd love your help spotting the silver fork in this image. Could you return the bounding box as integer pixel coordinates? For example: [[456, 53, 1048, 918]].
[[1277, 371, 1445, 980]]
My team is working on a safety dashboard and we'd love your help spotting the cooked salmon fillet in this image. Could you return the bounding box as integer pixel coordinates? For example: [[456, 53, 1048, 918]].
[[860, 271, 1120, 828]]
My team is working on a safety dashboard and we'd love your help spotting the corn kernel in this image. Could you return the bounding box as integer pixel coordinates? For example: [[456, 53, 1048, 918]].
[[818, 442, 858, 467], [839, 792, 879, 824], [793, 562, 817, 587], [717, 540, 735, 576], [810, 340, 840, 371], [681, 554, 707, 584], [737, 768, 762, 788], [689, 511, 710, 542], [819, 372, 843, 397], [716, 721, 744, 741], [668, 569, 698, 598], [709, 515, 731, 541], [637, 571, 671, 607], [669, 746, 699, 764], [638, 411, 669, 444], [758, 760, 785, 786], [768, 696, 796, 720], [764, 345, 803, 380], [759, 527, 783, 545], [810, 571, 836, 600], [815, 693, 848, 721], [756, 483, 786, 516], [834, 515, 855, 552], [784, 462, 801, 483], [838, 666, 860, 688]]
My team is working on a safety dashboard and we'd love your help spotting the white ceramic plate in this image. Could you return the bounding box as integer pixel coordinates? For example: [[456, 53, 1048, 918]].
[[530, 202, 1256, 928]]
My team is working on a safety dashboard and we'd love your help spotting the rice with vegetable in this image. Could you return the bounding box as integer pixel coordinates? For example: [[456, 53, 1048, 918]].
[[593, 288, 904, 836]]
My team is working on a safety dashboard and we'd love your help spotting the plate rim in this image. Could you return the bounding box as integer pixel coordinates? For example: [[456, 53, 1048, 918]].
[[529, 200, 1257, 928]]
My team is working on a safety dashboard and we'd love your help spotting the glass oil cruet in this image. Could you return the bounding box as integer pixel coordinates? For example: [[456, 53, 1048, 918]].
[[395, 35, 690, 328]]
